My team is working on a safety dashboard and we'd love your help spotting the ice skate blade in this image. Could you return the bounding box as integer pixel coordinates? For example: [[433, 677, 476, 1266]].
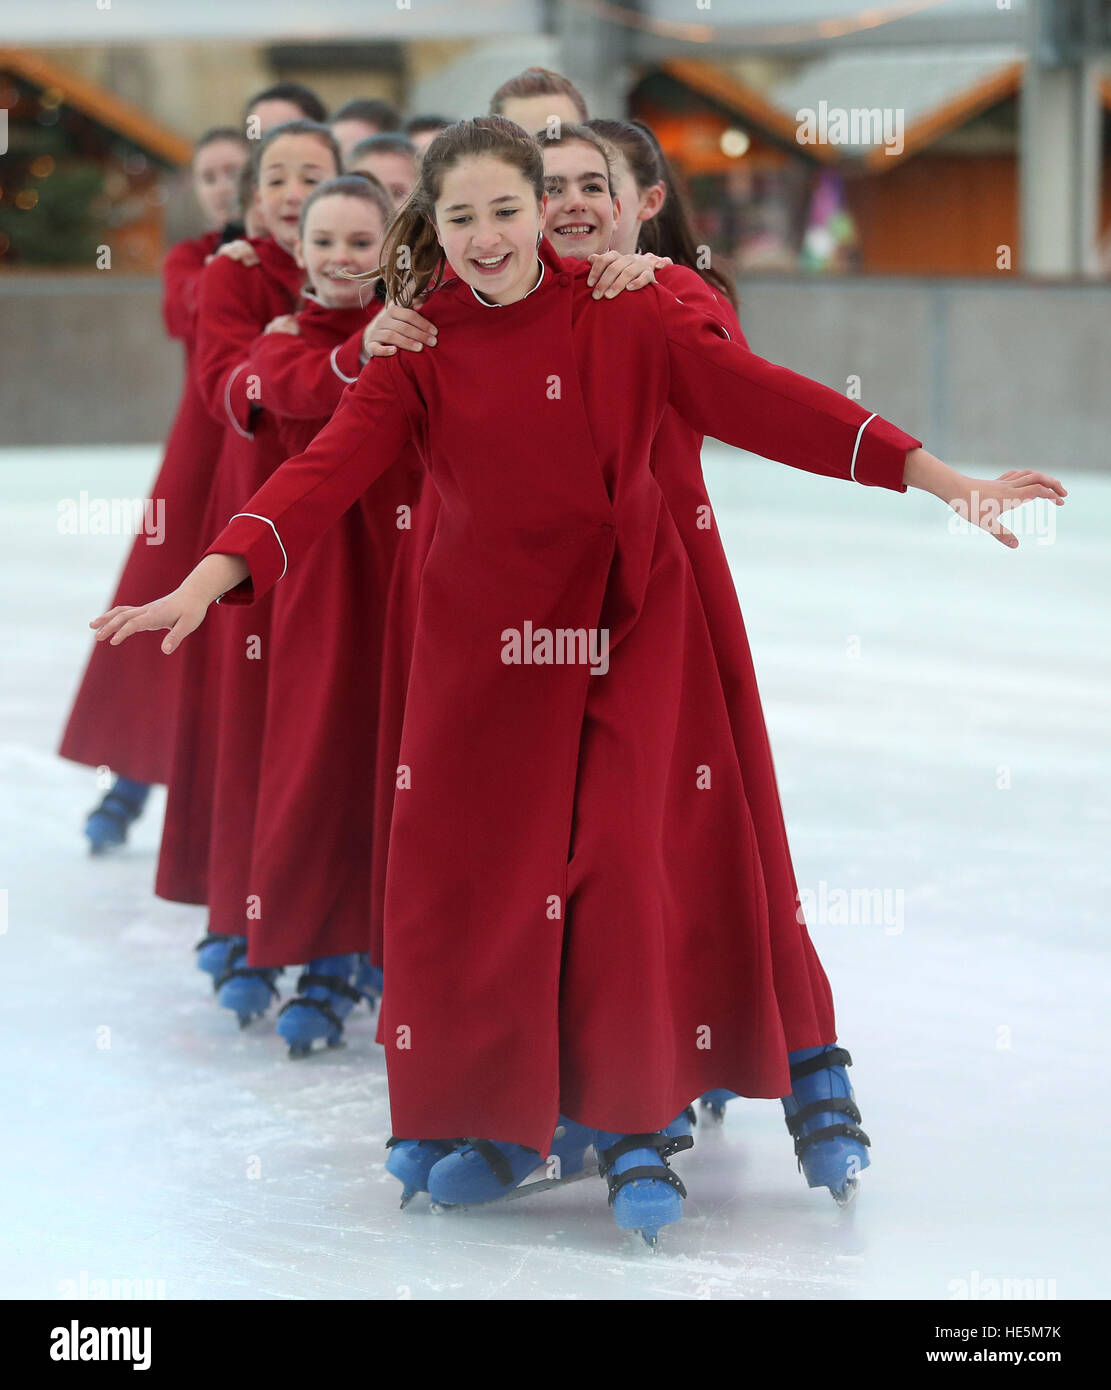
[[429, 1160, 599, 1210], [639, 1230, 660, 1251], [830, 1178, 860, 1207]]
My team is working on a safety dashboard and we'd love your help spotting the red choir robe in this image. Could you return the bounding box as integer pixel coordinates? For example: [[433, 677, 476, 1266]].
[[154, 238, 304, 911], [59, 230, 225, 785], [648, 267, 839, 1056], [368, 269, 736, 973], [241, 293, 420, 965], [368, 433, 439, 969], [202, 239, 921, 1155]]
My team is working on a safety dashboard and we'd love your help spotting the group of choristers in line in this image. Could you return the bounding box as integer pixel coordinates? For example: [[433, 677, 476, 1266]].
[[64, 67, 1065, 1245]]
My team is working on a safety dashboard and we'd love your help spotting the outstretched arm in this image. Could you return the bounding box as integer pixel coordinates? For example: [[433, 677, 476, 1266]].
[[91, 356, 417, 651], [656, 289, 1065, 546]]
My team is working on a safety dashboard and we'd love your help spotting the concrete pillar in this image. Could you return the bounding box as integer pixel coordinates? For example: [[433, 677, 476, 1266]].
[[1019, 0, 1103, 276], [554, 0, 637, 119]]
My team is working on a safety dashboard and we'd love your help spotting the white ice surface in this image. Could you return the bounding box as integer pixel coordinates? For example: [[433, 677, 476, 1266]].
[[1, 443, 1107, 1300]]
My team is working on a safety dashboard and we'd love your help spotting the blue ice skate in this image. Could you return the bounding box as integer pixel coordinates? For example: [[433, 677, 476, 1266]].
[[194, 932, 237, 982], [353, 955, 384, 1010], [698, 1088, 738, 1122], [594, 1112, 694, 1250], [214, 937, 282, 1028], [84, 775, 150, 854], [782, 1044, 871, 1206], [426, 1117, 598, 1208], [275, 954, 363, 1057], [385, 1138, 462, 1209]]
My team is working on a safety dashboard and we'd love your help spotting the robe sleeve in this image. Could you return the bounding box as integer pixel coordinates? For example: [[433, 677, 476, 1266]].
[[194, 256, 269, 430], [654, 285, 920, 492], [230, 319, 371, 423], [656, 266, 748, 350], [201, 357, 416, 605], [161, 238, 209, 345]]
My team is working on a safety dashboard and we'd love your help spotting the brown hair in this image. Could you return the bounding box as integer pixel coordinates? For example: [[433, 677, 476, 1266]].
[[348, 132, 420, 164], [194, 126, 249, 159], [237, 158, 257, 219], [490, 68, 589, 124], [378, 116, 545, 307], [535, 122, 615, 198], [298, 172, 395, 240], [250, 120, 342, 186], [586, 118, 738, 311], [333, 97, 402, 133], [245, 82, 327, 124]]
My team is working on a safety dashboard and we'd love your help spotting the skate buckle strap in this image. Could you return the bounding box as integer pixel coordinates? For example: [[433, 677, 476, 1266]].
[[194, 934, 229, 954], [461, 1137, 532, 1188], [784, 1100, 873, 1167], [385, 1136, 462, 1151], [783, 1097, 862, 1136], [277, 968, 363, 1029], [597, 1132, 694, 1175], [294, 971, 364, 1005], [603, 1165, 688, 1206], [597, 1132, 694, 1205], [92, 786, 145, 821], [788, 1047, 853, 1083], [277, 995, 342, 1033], [214, 964, 281, 1000]]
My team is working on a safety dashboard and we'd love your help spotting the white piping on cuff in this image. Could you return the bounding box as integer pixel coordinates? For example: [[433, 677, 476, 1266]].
[[229, 512, 288, 581], [849, 412, 877, 483], [225, 362, 254, 440], [330, 344, 359, 383]]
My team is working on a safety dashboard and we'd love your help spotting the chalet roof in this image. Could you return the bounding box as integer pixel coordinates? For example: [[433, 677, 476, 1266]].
[[769, 46, 1026, 167], [0, 46, 192, 165]]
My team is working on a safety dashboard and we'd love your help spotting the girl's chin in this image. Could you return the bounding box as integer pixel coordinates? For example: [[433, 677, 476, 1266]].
[[312, 287, 363, 307]]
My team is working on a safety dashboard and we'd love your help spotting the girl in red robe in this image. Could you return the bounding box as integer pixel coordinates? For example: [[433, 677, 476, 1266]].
[[230, 174, 420, 1052], [93, 118, 1066, 1246], [59, 127, 249, 853], [155, 122, 343, 1017]]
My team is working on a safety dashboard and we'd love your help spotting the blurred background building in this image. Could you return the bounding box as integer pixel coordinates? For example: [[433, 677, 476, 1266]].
[[1, 0, 1109, 457]]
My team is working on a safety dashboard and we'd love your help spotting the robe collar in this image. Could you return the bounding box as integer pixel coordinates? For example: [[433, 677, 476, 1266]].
[[469, 254, 545, 308]]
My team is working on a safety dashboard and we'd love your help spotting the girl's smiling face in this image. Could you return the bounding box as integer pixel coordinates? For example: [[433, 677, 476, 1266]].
[[540, 140, 618, 260], [348, 150, 418, 210], [297, 194, 387, 308], [192, 139, 248, 230], [255, 134, 339, 252], [433, 155, 546, 305]]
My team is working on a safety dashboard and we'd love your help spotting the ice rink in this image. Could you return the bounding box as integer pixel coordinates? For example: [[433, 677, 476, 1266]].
[[2, 440, 1107, 1300]]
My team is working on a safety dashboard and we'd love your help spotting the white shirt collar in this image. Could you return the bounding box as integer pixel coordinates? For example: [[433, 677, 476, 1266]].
[[470, 256, 545, 307]]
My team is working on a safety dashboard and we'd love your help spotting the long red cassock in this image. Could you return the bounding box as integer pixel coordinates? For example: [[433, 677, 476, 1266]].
[[59, 230, 225, 785], [203, 240, 921, 1156], [649, 265, 840, 1067], [154, 237, 304, 911], [366, 268, 747, 974], [240, 293, 421, 966]]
